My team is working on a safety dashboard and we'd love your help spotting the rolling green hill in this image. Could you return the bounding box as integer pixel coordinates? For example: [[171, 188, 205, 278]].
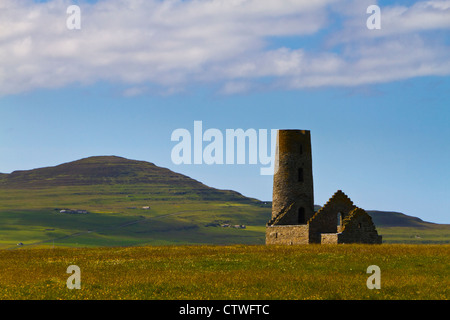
[[0, 156, 254, 201], [0, 156, 448, 248], [366, 210, 450, 244]]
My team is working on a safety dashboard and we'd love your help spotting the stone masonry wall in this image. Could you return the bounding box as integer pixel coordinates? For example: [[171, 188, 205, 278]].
[[320, 233, 339, 244], [266, 225, 310, 245], [308, 190, 357, 243], [338, 208, 382, 244]]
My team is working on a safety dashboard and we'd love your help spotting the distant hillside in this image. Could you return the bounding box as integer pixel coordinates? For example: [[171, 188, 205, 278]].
[[0, 156, 448, 247], [0, 156, 271, 248], [366, 210, 437, 228], [0, 155, 208, 187], [310, 205, 438, 228]]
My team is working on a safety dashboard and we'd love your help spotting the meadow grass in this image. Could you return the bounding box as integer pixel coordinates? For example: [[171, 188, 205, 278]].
[[0, 244, 448, 300]]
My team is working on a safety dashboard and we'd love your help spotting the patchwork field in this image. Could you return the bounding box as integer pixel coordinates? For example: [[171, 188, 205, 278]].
[[0, 244, 448, 300]]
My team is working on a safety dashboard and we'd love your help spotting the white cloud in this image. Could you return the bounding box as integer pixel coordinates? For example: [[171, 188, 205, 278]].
[[0, 0, 449, 96], [122, 86, 147, 97], [220, 81, 254, 95], [329, 0, 450, 42]]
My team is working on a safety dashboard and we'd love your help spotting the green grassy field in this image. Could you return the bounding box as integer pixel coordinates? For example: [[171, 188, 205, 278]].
[[0, 183, 270, 249], [1, 204, 448, 249], [0, 184, 448, 249], [377, 225, 450, 244], [0, 244, 448, 300]]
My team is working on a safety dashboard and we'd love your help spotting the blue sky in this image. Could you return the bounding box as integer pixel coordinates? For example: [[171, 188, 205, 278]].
[[1, 0, 449, 223]]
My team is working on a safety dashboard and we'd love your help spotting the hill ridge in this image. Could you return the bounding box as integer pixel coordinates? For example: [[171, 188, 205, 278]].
[[0, 155, 258, 204], [2, 155, 201, 187]]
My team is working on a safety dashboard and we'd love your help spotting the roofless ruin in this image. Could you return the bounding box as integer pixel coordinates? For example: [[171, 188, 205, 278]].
[[266, 130, 382, 245]]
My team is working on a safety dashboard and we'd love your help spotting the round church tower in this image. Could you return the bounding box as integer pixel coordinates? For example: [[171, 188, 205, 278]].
[[271, 130, 314, 225]]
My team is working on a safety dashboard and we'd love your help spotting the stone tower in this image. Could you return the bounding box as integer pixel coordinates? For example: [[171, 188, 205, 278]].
[[271, 129, 314, 225]]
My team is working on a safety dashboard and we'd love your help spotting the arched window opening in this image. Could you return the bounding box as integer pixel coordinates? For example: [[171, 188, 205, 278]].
[[337, 212, 343, 227], [298, 207, 306, 224], [298, 168, 304, 182]]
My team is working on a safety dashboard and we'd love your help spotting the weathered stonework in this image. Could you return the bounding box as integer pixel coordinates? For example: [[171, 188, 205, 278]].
[[270, 130, 314, 225], [338, 208, 382, 244], [266, 129, 382, 245], [321, 233, 339, 244], [266, 225, 309, 245]]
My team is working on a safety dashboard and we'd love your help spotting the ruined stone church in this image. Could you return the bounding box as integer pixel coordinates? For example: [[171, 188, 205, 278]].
[[266, 130, 382, 245]]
